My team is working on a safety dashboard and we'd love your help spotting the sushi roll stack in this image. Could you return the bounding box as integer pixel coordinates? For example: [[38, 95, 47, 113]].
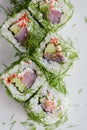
[[0, 0, 78, 129]]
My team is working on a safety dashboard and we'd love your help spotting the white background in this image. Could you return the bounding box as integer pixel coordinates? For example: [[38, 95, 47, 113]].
[[0, 0, 87, 130]]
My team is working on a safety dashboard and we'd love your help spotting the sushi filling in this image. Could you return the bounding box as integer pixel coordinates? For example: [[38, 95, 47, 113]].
[[8, 13, 30, 45], [39, 0, 62, 24], [38, 90, 61, 113], [3, 68, 37, 93], [43, 37, 64, 63]]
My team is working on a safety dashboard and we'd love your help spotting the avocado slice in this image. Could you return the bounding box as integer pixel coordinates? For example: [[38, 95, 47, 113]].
[[9, 23, 21, 35], [40, 3, 49, 19], [40, 3, 49, 13], [44, 43, 56, 54], [12, 78, 26, 93]]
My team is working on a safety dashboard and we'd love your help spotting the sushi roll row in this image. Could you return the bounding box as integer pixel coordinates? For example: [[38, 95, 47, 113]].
[[0, 57, 69, 127], [0, 0, 77, 129], [0, 0, 74, 53], [0, 3, 76, 101]]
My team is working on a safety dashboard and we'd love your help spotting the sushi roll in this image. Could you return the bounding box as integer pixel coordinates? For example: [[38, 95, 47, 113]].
[[25, 86, 69, 127], [0, 58, 46, 102], [33, 32, 78, 76], [28, 0, 73, 31], [0, 9, 46, 52]]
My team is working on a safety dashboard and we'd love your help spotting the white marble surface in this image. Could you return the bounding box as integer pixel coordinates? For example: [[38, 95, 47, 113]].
[[0, 0, 87, 130]]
